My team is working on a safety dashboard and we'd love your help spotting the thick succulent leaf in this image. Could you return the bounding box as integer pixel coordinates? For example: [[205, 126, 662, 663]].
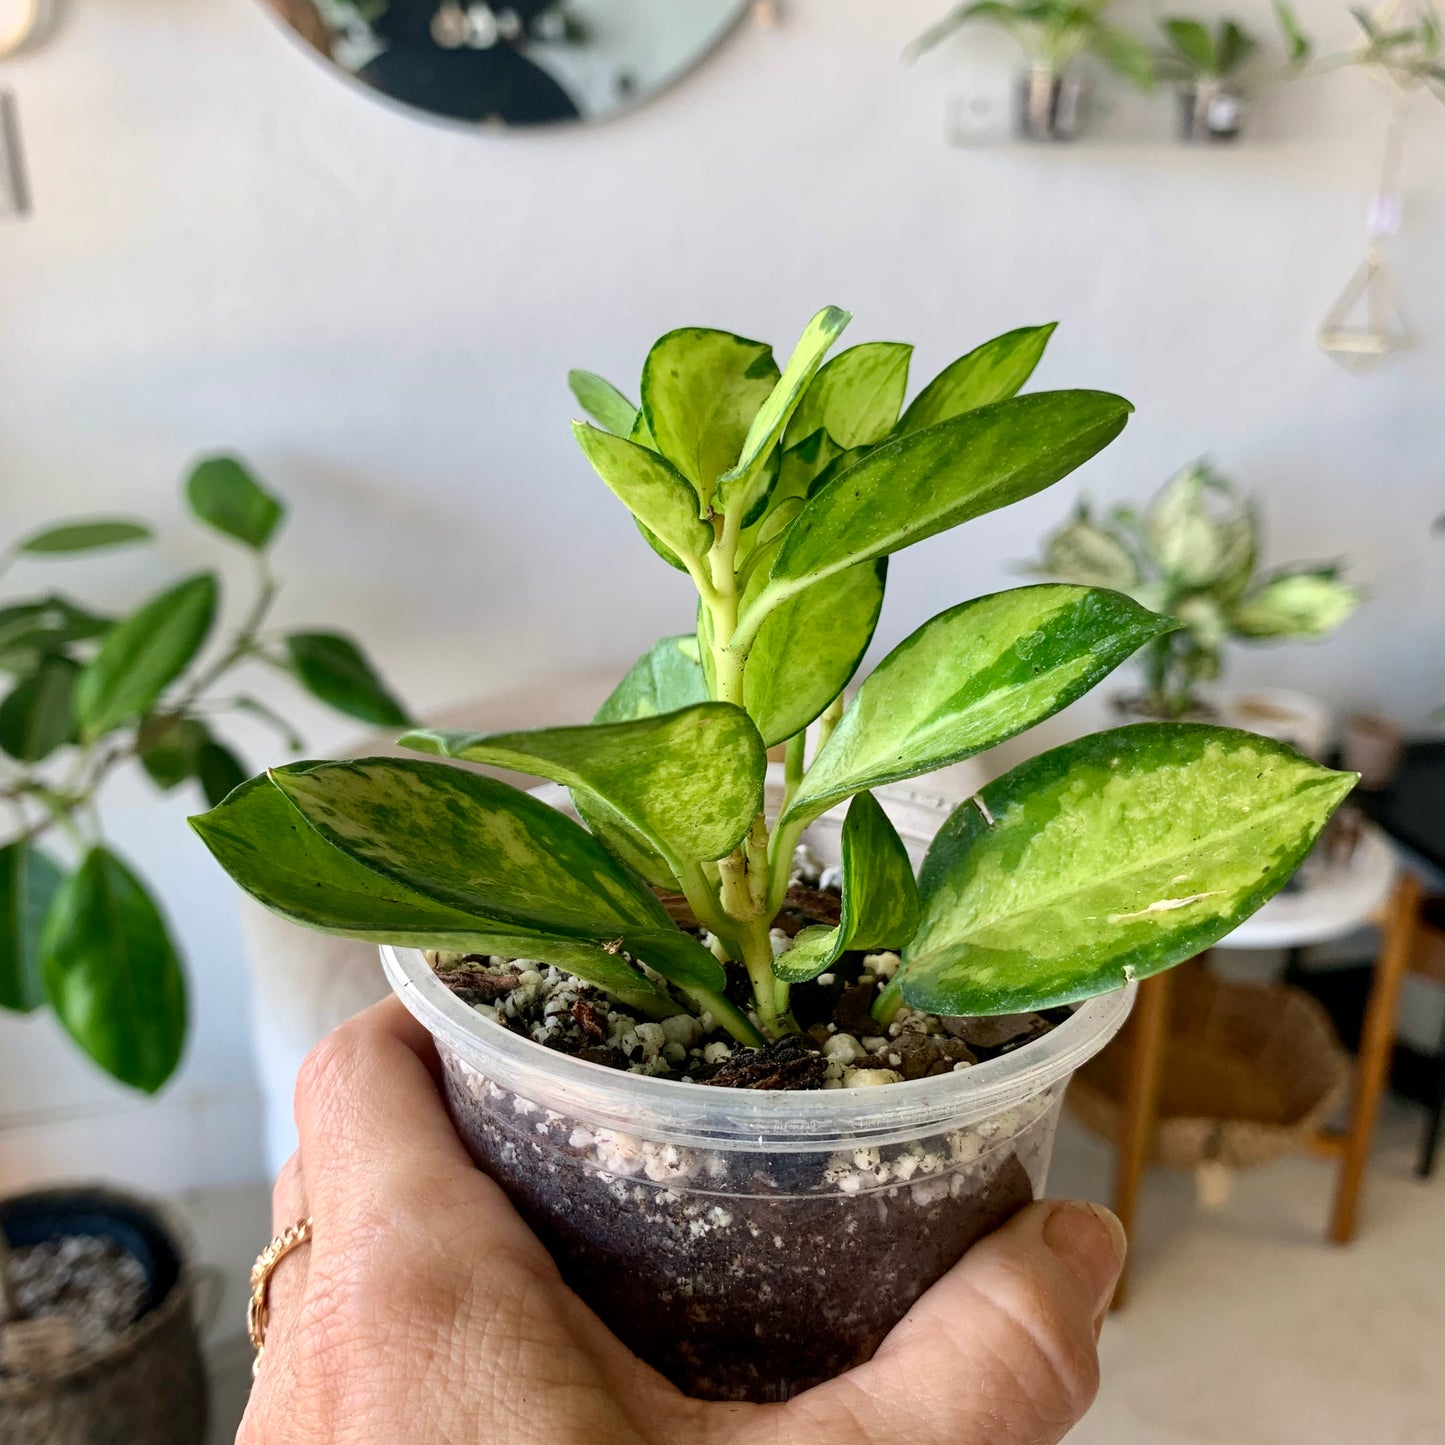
[[785, 342, 914, 450], [596, 635, 709, 722], [744, 559, 886, 748], [0, 596, 110, 675], [41, 846, 186, 1093], [568, 370, 639, 438], [640, 327, 779, 510], [0, 654, 78, 761], [573, 423, 713, 563], [75, 572, 218, 740], [785, 585, 1175, 825], [286, 632, 410, 727], [717, 307, 851, 515], [190, 774, 680, 1014], [896, 324, 1057, 435], [0, 841, 63, 1012], [899, 724, 1356, 1015], [267, 757, 676, 941], [1035, 510, 1141, 590], [766, 429, 843, 516], [1230, 568, 1362, 638], [17, 519, 151, 555], [185, 456, 285, 550], [401, 704, 765, 868], [766, 392, 1132, 600], [774, 792, 920, 983]]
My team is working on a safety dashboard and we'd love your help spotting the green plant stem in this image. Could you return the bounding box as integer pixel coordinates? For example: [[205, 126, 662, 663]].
[[871, 974, 904, 1029], [781, 731, 805, 818], [691, 987, 765, 1049], [815, 692, 844, 753]]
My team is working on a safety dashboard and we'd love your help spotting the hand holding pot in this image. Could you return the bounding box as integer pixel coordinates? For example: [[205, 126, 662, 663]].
[[245, 998, 1126, 1445]]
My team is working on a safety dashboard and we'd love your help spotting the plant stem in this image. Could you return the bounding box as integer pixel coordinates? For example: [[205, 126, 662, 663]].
[[871, 974, 904, 1029], [691, 988, 765, 1049], [815, 692, 844, 753]]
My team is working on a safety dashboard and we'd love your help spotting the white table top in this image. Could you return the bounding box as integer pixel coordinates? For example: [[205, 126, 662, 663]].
[[1214, 823, 1398, 950]]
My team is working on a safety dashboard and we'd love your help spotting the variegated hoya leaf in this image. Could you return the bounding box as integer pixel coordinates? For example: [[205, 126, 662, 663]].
[[896, 324, 1057, 435], [785, 341, 914, 450], [568, 370, 639, 438], [899, 724, 1356, 1015]]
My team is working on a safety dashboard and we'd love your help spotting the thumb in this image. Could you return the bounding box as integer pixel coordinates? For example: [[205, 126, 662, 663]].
[[775, 1199, 1125, 1445]]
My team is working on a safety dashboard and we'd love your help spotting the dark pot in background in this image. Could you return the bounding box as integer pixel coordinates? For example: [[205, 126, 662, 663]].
[[1016, 66, 1087, 141], [1177, 81, 1243, 142], [0, 1186, 208, 1445]]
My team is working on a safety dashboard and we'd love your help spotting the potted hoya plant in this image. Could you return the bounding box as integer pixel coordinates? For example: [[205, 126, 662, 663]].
[[194, 310, 1355, 1402], [907, 0, 1156, 140], [1031, 460, 1362, 726], [1156, 14, 1257, 140], [0, 459, 405, 1442]]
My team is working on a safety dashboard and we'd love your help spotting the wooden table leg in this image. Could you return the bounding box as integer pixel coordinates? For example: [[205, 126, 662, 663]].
[[1109, 969, 1173, 1308], [1329, 873, 1421, 1245]]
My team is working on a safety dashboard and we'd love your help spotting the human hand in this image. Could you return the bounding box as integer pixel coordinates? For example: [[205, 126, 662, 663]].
[[244, 996, 1125, 1445]]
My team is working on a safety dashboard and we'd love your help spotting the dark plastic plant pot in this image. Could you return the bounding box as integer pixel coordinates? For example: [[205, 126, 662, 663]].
[[1016, 67, 1088, 141], [1177, 81, 1243, 142], [0, 1185, 209, 1445], [383, 781, 1134, 1402]]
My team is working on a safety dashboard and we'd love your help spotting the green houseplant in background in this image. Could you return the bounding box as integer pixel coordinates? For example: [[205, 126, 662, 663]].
[[193, 307, 1355, 1401], [0, 458, 408, 1093], [1275, 0, 1445, 96], [1031, 461, 1362, 721], [1157, 14, 1257, 139], [907, 0, 1156, 140]]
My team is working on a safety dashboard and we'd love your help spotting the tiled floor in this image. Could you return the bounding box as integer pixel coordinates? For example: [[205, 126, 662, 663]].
[[193, 1100, 1445, 1444]]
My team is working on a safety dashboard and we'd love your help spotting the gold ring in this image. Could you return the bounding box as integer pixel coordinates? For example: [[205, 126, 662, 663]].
[[248, 1216, 313, 1376]]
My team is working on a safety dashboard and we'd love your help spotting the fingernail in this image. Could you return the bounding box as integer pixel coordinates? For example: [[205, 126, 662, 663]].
[[1043, 1200, 1127, 1313]]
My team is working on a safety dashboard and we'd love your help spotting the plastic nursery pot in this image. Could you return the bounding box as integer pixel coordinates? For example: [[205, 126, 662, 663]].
[[0, 1185, 209, 1445], [1015, 66, 1088, 142], [384, 781, 1134, 1402], [1177, 81, 1243, 142]]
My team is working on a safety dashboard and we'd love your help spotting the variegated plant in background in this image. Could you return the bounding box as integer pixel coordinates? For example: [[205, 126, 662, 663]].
[[1032, 461, 1362, 721], [194, 311, 1356, 1047]]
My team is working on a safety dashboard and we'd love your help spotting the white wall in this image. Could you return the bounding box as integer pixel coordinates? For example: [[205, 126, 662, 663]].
[[1, 0, 1442, 1191]]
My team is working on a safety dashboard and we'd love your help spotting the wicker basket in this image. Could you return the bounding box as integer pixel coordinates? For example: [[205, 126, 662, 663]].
[[1069, 967, 1351, 1169], [0, 1186, 209, 1445]]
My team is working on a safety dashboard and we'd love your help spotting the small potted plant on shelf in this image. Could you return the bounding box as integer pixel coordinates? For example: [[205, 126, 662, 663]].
[[1030, 460, 1363, 729], [0, 458, 406, 1443], [194, 309, 1355, 1402], [907, 0, 1156, 141], [1156, 15, 1257, 140], [1275, 0, 1445, 97]]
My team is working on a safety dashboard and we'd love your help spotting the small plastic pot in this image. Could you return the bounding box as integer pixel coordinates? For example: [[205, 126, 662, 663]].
[[384, 782, 1133, 1402], [1015, 66, 1087, 142], [1177, 81, 1243, 142]]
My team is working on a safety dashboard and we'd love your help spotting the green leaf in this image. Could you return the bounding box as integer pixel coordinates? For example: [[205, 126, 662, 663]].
[[1035, 509, 1141, 590], [1217, 20, 1256, 73], [1146, 464, 1244, 588], [595, 635, 709, 722], [572, 423, 713, 562], [785, 585, 1175, 825], [0, 655, 78, 762], [74, 572, 218, 740], [286, 632, 409, 727], [0, 841, 63, 1012], [743, 559, 886, 748], [185, 456, 285, 551], [197, 738, 248, 807], [0, 596, 111, 674], [1274, 0, 1312, 65], [716, 307, 851, 515], [263, 759, 725, 1003], [1091, 23, 1158, 87], [41, 846, 187, 1093], [17, 520, 151, 555], [640, 327, 779, 511], [190, 772, 679, 1015], [1164, 17, 1219, 72], [401, 703, 766, 870], [138, 715, 210, 789], [766, 391, 1133, 600], [1229, 568, 1362, 639], [896, 324, 1057, 436], [785, 342, 914, 450], [898, 724, 1356, 1015], [774, 792, 920, 984], [568, 370, 639, 437]]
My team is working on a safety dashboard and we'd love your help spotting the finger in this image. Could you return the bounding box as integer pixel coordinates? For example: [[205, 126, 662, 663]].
[[776, 1200, 1124, 1445], [292, 996, 547, 1267], [259, 1152, 312, 1356], [272, 1149, 310, 1235]]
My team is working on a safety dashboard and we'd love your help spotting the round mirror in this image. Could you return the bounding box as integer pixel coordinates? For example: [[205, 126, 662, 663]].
[[262, 0, 750, 127]]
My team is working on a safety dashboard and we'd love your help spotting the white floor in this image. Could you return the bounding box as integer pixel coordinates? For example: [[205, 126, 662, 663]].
[[190, 1100, 1445, 1445]]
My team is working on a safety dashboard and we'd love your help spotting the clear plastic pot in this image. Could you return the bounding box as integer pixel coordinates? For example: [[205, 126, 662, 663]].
[[383, 780, 1134, 1402]]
